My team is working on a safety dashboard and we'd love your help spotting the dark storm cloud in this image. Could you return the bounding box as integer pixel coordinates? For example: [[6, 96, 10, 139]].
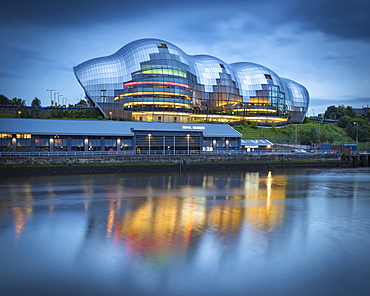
[[288, 0, 370, 42], [1, 0, 369, 42], [0, 0, 164, 26]]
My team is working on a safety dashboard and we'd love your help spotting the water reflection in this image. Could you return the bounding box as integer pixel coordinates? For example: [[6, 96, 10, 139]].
[[5, 171, 288, 244], [1, 168, 370, 296]]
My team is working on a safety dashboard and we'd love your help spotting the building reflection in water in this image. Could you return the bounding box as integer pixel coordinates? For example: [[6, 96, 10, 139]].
[[10, 182, 33, 241], [6, 171, 287, 253], [111, 171, 287, 260], [243, 171, 286, 231]]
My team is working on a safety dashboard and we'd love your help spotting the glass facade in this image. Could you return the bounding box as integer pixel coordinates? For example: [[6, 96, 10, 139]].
[[74, 39, 309, 124]]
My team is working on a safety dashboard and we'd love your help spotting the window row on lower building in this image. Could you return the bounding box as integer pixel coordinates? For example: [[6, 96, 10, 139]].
[[0, 134, 240, 153]]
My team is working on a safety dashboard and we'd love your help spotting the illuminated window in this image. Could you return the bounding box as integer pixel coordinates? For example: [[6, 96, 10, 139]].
[[0, 134, 12, 138], [16, 134, 32, 139]]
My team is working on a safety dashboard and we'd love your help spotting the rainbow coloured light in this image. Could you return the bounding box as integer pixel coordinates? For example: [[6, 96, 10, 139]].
[[116, 92, 191, 100], [124, 101, 191, 108], [123, 81, 191, 89], [141, 69, 187, 78]]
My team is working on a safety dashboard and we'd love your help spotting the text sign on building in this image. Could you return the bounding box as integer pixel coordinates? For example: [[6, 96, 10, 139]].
[[182, 126, 205, 130]]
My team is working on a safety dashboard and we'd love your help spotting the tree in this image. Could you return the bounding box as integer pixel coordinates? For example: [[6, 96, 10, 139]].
[[10, 97, 26, 106], [337, 115, 351, 128], [0, 94, 10, 105], [366, 112, 370, 121], [346, 119, 370, 142], [31, 97, 41, 107], [300, 127, 319, 145], [76, 99, 87, 106], [324, 105, 343, 120], [344, 106, 356, 118], [31, 97, 42, 118]]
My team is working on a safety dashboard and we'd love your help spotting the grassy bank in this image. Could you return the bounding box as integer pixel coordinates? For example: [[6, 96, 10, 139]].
[[233, 121, 354, 144]]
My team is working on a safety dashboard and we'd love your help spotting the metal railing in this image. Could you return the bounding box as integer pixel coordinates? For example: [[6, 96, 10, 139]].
[[0, 150, 342, 157]]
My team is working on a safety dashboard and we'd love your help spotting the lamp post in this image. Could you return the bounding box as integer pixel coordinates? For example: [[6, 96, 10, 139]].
[[58, 95, 63, 106], [187, 134, 190, 154], [226, 139, 229, 153], [354, 122, 359, 145], [148, 133, 151, 155], [109, 112, 112, 120], [294, 125, 297, 149], [54, 92, 58, 106], [47, 89, 55, 106], [17, 110, 21, 118]]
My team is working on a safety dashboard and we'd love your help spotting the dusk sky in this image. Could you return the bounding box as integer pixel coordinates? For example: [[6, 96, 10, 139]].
[[1, 0, 369, 115]]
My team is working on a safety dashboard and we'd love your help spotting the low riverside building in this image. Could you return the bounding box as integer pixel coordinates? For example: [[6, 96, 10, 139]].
[[0, 118, 241, 154], [240, 139, 274, 153]]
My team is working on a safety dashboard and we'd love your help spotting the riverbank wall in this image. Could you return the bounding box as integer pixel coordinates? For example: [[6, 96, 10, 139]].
[[0, 153, 358, 176]]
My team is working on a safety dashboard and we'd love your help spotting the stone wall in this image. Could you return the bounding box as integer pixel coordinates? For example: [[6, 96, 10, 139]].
[[0, 153, 346, 176]]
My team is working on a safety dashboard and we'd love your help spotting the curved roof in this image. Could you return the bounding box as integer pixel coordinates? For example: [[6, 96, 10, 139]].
[[0, 118, 242, 138], [73, 38, 310, 122]]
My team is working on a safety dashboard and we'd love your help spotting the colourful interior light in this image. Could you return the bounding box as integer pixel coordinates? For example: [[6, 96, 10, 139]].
[[123, 81, 191, 89], [141, 69, 187, 78], [118, 92, 191, 99], [124, 102, 191, 108]]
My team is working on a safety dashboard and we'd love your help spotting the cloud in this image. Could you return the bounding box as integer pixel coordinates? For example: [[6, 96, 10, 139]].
[[2, 0, 369, 43], [1, 0, 369, 110], [320, 54, 352, 60], [8, 46, 54, 63], [286, 0, 370, 42], [0, 69, 17, 79]]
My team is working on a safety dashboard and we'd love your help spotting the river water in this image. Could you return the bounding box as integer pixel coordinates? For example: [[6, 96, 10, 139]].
[[1, 168, 369, 296]]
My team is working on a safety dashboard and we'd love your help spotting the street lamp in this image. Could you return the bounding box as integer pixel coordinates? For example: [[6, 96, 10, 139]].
[[58, 94, 63, 106], [226, 139, 229, 153], [109, 112, 112, 120], [54, 92, 58, 106], [186, 134, 190, 154], [47, 89, 55, 106], [148, 133, 152, 154], [17, 110, 21, 118], [294, 125, 298, 148], [354, 122, 359, 145]]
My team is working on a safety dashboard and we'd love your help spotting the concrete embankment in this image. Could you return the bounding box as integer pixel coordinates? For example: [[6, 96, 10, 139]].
[[0, 153, 352, 176]]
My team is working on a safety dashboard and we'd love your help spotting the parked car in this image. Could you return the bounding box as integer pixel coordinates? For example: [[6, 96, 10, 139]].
[[292, 149, 307, 154]]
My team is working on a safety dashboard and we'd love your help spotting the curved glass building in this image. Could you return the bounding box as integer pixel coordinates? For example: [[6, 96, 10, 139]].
[[74, 38, 309, 124]]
